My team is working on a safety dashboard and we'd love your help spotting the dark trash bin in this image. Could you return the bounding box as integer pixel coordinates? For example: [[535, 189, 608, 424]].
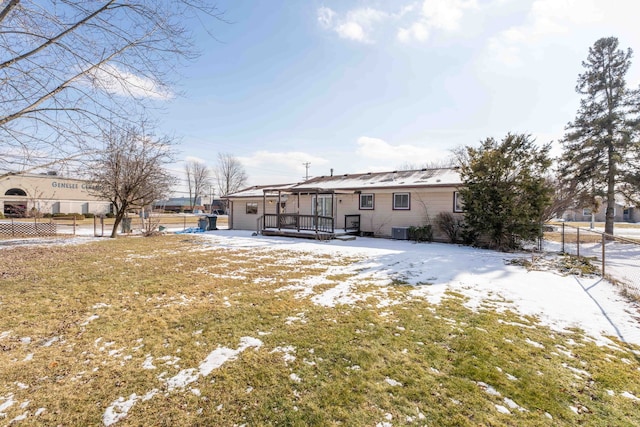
[[206, 215, 218, 230], [121, 217, 132, 233], [198, 217, 208, 231]]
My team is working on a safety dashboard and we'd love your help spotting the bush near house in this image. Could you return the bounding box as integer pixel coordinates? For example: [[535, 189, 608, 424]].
[[408, 225, 433, 242]]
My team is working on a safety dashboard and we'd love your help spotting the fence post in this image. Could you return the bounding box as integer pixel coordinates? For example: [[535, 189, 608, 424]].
[[184, 216, 186, 231], [73, 216, 76, 235], [11, 217, 15, 237], [576, 227, 580, 258], [561, 223, 565, 253], [602, 234, 605, 277]]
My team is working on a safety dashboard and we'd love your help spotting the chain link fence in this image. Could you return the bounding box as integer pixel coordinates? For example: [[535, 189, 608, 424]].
[[543, 223, 640, 299]]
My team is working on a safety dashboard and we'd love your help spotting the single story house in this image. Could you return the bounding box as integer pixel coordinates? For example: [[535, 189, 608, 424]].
[[0, 172, 111, 217], [562, 194, 637, 223], [224, 168, 463, 240]]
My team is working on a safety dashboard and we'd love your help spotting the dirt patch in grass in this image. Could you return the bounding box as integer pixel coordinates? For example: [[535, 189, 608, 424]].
[[0, 235, 639, 426]]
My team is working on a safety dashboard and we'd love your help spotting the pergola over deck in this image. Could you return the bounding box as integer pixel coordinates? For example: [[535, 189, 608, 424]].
[[259, 186, 360, 239]]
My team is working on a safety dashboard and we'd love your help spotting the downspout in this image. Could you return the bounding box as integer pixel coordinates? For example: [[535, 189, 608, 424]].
[[315, 189, 319, 234], [262, 191, 266, 231], [297, 192, 301, 232], [332, 192, 336, 233], [277, 190, 282, 230]]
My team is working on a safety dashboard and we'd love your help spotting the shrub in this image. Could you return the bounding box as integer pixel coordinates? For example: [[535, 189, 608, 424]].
[[435, 212, 464, 243], [105, 212, 115, 218], [84, 213, 95, 219], [408, 225, 433, 242], [0, 212, 4, 219], [43, 213, 52, 218]]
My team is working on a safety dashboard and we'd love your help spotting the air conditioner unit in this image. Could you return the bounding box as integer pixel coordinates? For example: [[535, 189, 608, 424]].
[[391, 226, 410, 240]]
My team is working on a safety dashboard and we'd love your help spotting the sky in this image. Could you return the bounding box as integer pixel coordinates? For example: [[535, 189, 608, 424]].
[[153, 0, 640, 195]]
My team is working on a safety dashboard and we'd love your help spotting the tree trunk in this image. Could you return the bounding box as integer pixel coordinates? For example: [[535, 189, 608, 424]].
[[605, 141, 616, 235]]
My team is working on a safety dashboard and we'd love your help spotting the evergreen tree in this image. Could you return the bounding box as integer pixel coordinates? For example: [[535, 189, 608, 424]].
[[457, 133, 552, 251], [561, 37, 640, 235]]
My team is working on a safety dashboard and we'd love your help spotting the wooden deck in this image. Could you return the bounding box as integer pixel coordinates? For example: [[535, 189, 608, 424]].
[[260, 213, 360, 240]]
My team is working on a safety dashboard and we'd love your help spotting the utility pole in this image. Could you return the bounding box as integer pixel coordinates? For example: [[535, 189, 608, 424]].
[[302, 162, 311, 180]]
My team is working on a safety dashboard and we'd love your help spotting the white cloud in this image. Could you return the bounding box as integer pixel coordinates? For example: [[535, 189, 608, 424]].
[[396, 0, 478, 44], [86, 64, 173, 100], [317, 7, 388, 43], [317, 7, 335, 29], [397, 22, 429, 43], [421, 0, 477, 31], [356, 136, 450, 163], [487, 0, 601, 66]]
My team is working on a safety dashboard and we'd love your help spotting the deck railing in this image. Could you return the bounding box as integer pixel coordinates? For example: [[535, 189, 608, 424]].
[[263, 213, 334, 233]]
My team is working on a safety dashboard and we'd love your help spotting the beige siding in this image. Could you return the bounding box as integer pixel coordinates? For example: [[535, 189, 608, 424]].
[[228, 186, 464, 239], [230, 198, 278, 231]]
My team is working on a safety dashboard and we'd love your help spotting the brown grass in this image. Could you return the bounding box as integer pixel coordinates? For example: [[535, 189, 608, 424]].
[[0, 235, 639, 426]]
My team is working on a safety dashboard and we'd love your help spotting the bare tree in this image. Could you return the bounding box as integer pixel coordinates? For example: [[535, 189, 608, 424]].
[[397, 158, 456, 171], [214, 153, 248, 202], [89, 123, 175, 238], [0, 1, 224, 177], [184, 159, 212, 210]]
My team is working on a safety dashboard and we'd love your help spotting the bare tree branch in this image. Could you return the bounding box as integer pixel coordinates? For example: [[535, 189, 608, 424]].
[[0, 1, 224, 174]]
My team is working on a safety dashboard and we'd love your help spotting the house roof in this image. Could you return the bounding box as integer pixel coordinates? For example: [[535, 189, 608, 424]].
[[224, 183, 298, 198], [225, 168, 462, 199], [290, 168, 461, 192]]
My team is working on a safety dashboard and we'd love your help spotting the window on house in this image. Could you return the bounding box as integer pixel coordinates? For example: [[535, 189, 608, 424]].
[[246, 202, 258, 214], [359, 193, 374, 210], [453, 191, 464, 212], [393, 193, 410, 210], [583, 208, 592, 216]]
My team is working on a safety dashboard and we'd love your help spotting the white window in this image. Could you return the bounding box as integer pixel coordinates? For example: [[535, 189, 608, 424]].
[[393, 193, 410, 210], [582, 208, 592, 216], [246, 202, 258, 214], [359, 193, 374, 210], [453, 192, 464, 213]]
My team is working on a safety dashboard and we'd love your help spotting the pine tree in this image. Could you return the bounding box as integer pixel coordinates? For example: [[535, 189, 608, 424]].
[[561, 37, 640, 235], [457, 133, 552, 251]]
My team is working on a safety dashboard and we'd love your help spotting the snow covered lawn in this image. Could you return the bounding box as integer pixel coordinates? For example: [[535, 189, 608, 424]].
[[0, 231, 639, 426]]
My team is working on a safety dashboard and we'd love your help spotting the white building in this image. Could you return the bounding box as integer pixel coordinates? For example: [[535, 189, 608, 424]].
[[0, 173, 111, 217]]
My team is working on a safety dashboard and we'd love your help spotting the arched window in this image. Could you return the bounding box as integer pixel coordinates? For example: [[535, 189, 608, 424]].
[[5, 188, 26, 196]]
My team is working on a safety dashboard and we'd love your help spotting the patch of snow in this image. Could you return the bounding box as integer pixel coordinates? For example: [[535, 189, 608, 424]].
[[103, 394, 139, 426], [621, 391, 640, 401], [525, 338, 544, 349], [503, 397, 526, 412], [142, 356, 156, 370], [103, 338, 260, 425], [477, 382, 501, 396], [289, 373, 302, 383], [385, 377, 403, 387], [81, 315, 100, 326], [271, 346, 296, 365], [42, 336, 60, 347], [35, 407, 46, 416], [0, 393, 15, 415], [193, 232, 640, 346], [495, 404, 511, 414], [10, 411, 28, 423]]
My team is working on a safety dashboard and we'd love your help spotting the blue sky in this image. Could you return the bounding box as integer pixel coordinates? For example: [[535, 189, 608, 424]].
[[155, 0, 640, 194]]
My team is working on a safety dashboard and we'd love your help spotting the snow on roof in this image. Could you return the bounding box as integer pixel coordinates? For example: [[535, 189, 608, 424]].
[[225, 183, 298, 198], [291, 168, 462, 191], [226, 168, 461, 198]]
